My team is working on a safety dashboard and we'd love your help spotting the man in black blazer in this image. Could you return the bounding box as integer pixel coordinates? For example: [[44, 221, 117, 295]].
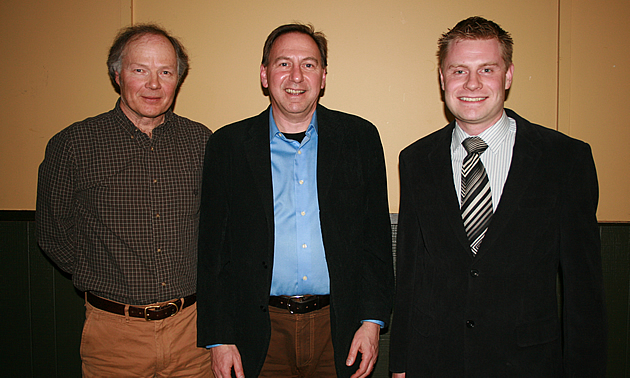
[[389, 17, 607, 377], [197, 23, 394, 378]]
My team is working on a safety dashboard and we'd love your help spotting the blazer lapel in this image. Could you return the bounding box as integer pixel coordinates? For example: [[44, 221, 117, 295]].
[[243, 108, 275, 237], [427, 123, 473, 254], [315, 106, 342, 202], [475, 112, 543, 259]]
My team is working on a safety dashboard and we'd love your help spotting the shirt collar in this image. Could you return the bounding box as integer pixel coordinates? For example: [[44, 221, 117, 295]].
[[269, 107, 318, 143], [451, 110, 511, 155], [114, 98, 174, 136]]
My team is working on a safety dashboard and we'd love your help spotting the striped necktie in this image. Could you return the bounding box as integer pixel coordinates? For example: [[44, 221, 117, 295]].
[[461, 137, 492, 254]]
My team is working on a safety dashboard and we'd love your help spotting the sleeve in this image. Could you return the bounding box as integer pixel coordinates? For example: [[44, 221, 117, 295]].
[[196, 132, 235, 346], [388, 152, 421, 373], [560, 142, 607, 376], [36, 131, 77, 274], [358, 124, 395, 325]]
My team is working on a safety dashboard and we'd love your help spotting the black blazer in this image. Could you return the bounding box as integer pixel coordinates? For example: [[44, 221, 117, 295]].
[[197, 105, 394, 377], [389, 109, 607, 377]]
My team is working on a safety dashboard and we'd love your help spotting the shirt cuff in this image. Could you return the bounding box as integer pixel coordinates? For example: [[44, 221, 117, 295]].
[[206, 344, 222, 349], [362, 319, 385, 328]]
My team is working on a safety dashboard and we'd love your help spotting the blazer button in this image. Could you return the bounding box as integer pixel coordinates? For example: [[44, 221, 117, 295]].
[[466, 320, 475, 328], [470, 269, 479, 277]]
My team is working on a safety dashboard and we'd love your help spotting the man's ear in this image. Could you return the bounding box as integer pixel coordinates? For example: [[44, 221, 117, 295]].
[[320, 68, 327, 90], [505, 64, 514, 90], [260, 64, 269, 88]]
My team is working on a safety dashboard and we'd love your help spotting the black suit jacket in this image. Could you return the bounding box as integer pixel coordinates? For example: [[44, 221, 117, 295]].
[[389, 109, 607, 377], [197, 105, 394, 377]]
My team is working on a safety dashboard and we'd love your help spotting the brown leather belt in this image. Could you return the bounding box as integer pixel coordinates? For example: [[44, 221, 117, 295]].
[[269, 295, 330, 314], [86, 292, 196, 321]]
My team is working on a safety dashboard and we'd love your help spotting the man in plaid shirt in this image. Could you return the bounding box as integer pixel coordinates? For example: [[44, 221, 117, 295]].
[[36, 24, 213, 377]]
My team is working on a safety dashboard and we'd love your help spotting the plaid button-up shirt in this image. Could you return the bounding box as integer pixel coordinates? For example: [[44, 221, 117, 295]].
[[37, 101, 211, 305]]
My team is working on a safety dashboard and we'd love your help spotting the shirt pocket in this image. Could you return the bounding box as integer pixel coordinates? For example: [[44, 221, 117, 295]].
[[175, 167, 203, 218]]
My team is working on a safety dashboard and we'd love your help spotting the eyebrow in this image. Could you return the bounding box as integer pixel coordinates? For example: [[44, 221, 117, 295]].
[[128, 62, 176, 68], [447, 62, 500, 69], [274, 56, 320, 64]]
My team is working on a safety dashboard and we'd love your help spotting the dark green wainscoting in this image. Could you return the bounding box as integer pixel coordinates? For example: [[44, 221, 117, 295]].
[[1, 211, 628, 377]]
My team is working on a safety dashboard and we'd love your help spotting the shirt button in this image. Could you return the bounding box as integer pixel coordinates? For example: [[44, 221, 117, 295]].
[[302, 244, 307, 249], [298, 150, 302, 155], [153, 179, 158, 184], [302, 276, 308, 281], [157, 248, 162, 253], [161, 282, 167, 287], [301, 211, 306, 216], [155, 213, 160, 218], [150, 147, 154, 151], [299, 180, 304, 185], [466, 320, 475, 328], [470, 269, 479, 277]]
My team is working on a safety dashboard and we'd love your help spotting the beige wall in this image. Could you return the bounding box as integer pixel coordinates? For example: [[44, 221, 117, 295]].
[[1, 0, 628, 221], [0, 0, 128, 208], [557, 0, 630, 221]]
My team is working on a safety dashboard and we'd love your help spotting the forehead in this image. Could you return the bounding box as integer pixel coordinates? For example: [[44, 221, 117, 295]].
[[123, 34, 177, 63], [270, 32, 321, 61], [444, 38, 503, 66]]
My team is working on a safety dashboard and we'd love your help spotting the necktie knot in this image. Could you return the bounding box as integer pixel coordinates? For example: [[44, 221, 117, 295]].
[[462, 137, 488, 155]]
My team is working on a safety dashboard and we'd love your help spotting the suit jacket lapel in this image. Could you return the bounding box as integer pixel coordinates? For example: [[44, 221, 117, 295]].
[[427, 122, 473, 254], [243, 108, 275, 237], [315, 105, 342, 203], [475, 111, 543, 259]]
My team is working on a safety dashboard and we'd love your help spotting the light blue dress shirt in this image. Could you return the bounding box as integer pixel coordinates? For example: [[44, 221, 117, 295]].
[[269, 109, 330, 296]]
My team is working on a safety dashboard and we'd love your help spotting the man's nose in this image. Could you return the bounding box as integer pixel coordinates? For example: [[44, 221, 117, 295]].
[[464, 72, 482, 91]]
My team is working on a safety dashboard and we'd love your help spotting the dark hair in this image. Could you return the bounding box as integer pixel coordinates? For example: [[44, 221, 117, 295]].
[[437, 16, 513, 69], [107, 23, 189, 94], [261, 23, 328, 68]]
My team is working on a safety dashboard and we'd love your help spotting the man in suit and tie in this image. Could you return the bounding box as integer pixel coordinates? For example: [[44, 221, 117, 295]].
[[389, 16, 607, 377], [197, 23, 394, 378]]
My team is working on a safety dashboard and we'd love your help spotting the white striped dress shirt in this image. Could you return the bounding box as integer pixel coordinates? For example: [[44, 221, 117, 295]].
[[451, 111, 517, 211]]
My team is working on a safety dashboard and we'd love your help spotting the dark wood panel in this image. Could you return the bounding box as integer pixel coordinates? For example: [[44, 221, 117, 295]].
[[0, 221, 33, 376], [29, 221, 61, 377], [601, 224, 630, 377], [0, 212, 628, 377]]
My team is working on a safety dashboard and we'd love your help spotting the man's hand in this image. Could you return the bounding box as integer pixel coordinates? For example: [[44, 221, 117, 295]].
[[392, 373, 406, 378], [210, 344, 245, 378], [346, 321, 381, 378]]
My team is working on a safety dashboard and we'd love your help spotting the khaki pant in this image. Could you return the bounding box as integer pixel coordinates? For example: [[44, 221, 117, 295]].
[[259, 305, 337, 378], [81, 299, 212, 378]]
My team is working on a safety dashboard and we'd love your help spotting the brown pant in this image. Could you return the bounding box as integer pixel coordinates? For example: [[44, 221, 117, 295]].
[[259, 305, 338, 378], [81, 298, 212, 378]]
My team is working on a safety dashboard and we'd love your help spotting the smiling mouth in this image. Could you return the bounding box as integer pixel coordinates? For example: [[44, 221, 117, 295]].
[[285, 88, 305, 95], [459, 97, 487, 102]]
